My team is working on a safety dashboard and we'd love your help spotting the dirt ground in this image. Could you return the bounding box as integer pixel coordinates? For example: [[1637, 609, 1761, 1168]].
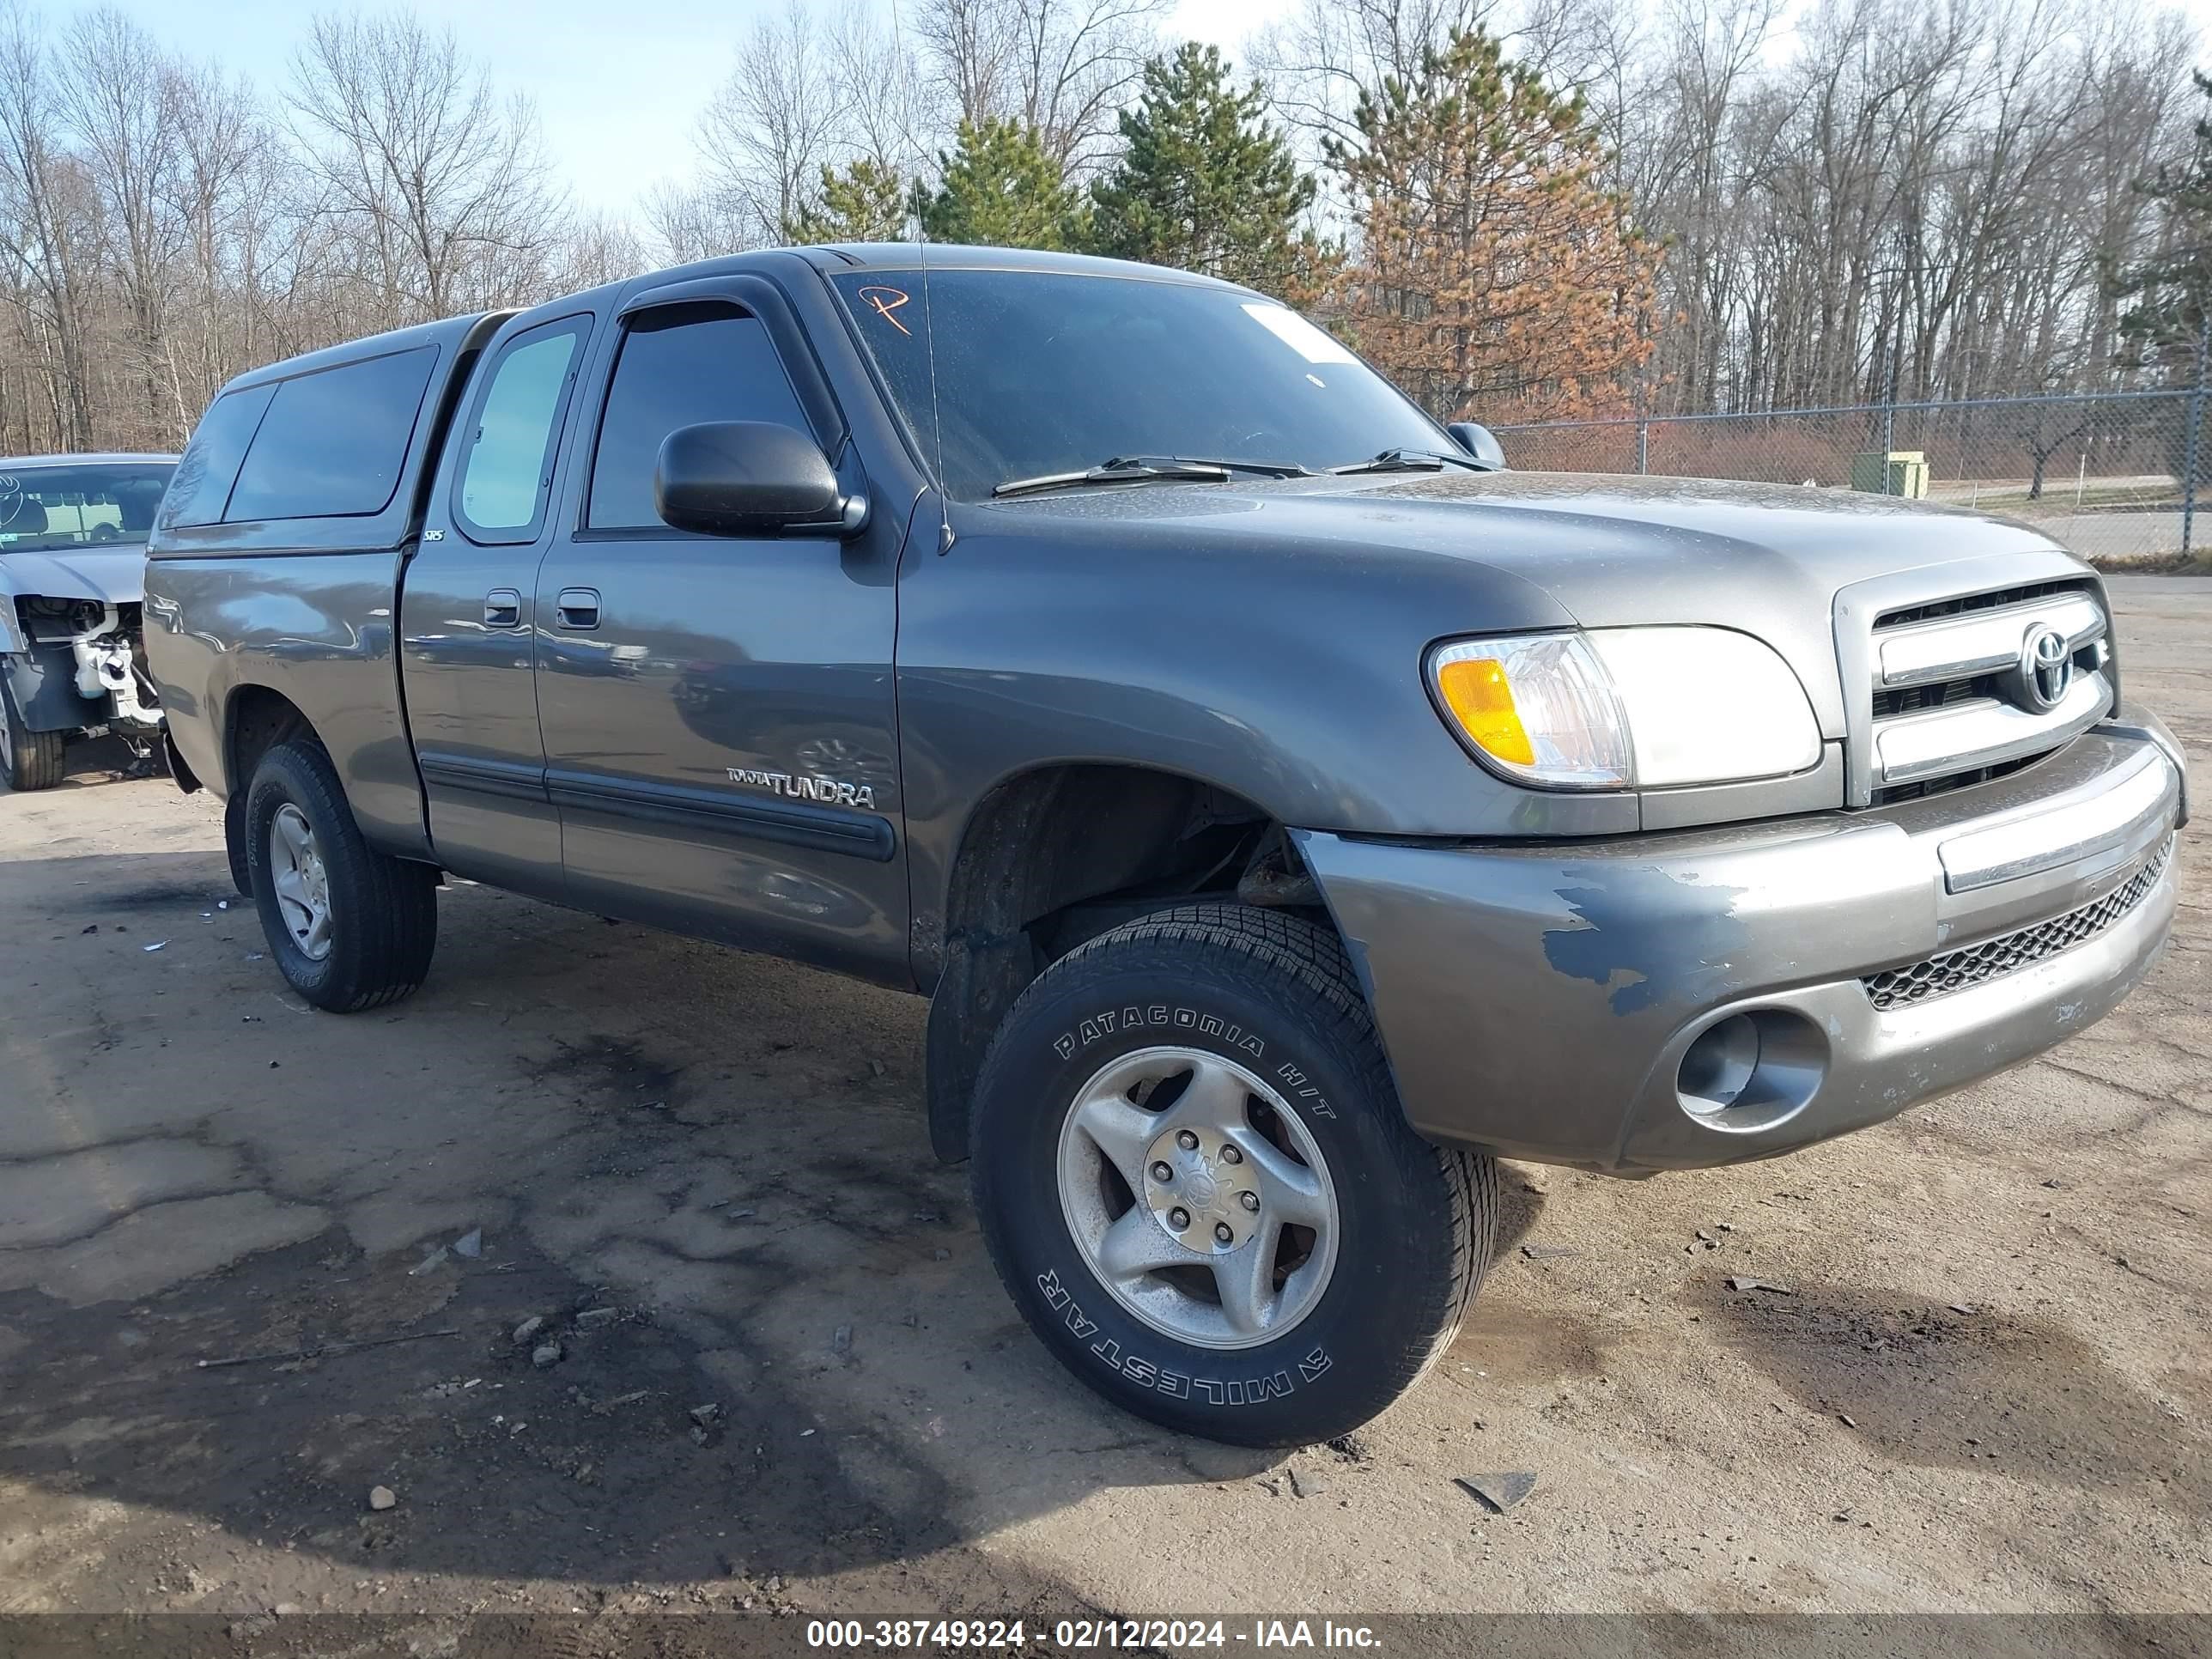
[[0, 578, 2206, 1646]]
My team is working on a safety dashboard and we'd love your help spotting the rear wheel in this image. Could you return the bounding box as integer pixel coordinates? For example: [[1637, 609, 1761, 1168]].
[[223, 787, 251, 896], [245, 738, 437, 1012], [0, 671, 65, 792], [969, 904, 1498, 1446]]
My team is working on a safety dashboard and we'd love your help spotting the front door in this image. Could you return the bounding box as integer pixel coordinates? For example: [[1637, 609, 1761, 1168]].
[[532, 289, 908, 984]]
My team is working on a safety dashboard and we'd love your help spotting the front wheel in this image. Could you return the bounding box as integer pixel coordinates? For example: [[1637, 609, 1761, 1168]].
[[0, 670, 66, 791], [245, 738, 438, 1012], [969, 904, 1498, 1446]]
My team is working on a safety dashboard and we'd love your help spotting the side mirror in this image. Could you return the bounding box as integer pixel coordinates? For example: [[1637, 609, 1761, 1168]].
[[653, 422, 862, 538], [1447, 421, 1507, 471]]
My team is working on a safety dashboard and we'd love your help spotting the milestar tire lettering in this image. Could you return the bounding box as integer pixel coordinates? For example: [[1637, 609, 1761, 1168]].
[[1036, 1267, 1333, 1406]]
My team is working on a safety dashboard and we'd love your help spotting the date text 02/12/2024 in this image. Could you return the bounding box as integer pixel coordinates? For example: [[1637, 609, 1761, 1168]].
[[804, 1620, 1383, 1649]]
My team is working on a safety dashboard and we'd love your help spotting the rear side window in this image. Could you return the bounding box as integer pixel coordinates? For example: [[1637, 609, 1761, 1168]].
[[226, 345, 441, 521], [160, 383, 276, 528], [455, 317, 586, 542], [587, 304, 812, 530]]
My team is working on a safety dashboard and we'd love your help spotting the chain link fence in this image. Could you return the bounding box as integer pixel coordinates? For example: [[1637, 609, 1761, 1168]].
[[1490, 389, 2210, 568]]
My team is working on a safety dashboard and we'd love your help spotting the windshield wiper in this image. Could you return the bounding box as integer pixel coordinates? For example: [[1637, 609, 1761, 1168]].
[[992, 455, 1313, 499], [1328, 447, 1489, 476]]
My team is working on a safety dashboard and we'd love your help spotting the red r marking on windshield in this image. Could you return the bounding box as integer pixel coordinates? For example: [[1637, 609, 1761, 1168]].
[[857, 286, 912, 335]]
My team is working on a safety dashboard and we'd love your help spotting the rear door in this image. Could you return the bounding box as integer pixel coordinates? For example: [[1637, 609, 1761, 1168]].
[[400, 312, 592, 894], [532, 277, 908, 983]]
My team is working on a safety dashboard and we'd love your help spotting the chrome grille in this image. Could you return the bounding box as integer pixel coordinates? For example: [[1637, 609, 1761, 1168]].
[[1870, 672, 2002, 722], [1862, 579, 2111, 801], [1875, 579, 2089, 631], [1870, 750, 2039, 807], [1861, 837, 2172, 1011]]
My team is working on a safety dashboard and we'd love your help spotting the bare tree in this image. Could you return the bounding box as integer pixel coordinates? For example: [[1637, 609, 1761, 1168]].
[[1249, 0, 1498, 154], [551, 210, 648, 290], [55, 8, 191, 445], [0, 0, 2197, 456], [0, 0, 97, 448], [0, 4, 644, 453], [693, 0, 851, 245], [1605, 0, 2203, 411], [168, 59, 272, 426], [829, 0, 940, 179], [641, 179, 752, 264], [285, 12, 563, 328], [912, 0, 1172, 171]]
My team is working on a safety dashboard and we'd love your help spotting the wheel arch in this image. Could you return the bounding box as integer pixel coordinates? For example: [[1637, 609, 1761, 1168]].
[[223, 682, 317, 798], [220, 684, 320, 891], [921, 757, 1343, 1163]]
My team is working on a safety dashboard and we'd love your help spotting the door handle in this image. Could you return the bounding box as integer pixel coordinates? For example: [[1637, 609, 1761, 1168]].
[[483, 588, 521, 628], [556, 587, 600, 630]]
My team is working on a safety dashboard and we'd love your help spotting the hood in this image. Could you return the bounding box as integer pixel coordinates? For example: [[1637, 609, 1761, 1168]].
[[0, 544, 148, 606], [981, 470, 2087, 740]]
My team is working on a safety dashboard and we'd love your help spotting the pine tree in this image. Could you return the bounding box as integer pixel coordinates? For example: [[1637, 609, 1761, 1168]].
[[1328, 27, 1662, 422], [788, 159, 912, 244], [923, 118, 1084, 251], [1085, 44, 1323, 298]]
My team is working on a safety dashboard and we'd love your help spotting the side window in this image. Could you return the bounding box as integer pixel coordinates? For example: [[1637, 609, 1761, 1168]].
[[454, 317, 586, 543], [160, 383, 276, 529], [226, 345, 441, 521], [586, 302, 813, 531]]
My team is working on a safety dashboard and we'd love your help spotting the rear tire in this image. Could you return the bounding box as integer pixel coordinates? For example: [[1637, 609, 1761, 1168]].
[[223, 787, 251, 896], [0, 672, 66, 792], [969, 903, 1497, 1447], [245, 738, 437, 1012]]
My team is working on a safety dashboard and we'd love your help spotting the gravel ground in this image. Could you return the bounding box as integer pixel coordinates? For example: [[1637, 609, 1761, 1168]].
[[0, 579, 2203, 1644]]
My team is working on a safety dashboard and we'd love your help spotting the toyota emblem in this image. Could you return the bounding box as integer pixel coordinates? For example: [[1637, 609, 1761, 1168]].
[[2015, 625, 2073, 712]]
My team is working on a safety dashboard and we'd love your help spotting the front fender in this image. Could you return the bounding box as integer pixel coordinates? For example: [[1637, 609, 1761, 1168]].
[[892, 507, 1627, 965], [0, 567, 28, 653]]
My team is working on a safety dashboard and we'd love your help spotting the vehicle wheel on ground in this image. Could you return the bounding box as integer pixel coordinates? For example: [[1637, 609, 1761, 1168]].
[[0, 671, 66, 792], [970, 903, 1498, 1447], [223, 787, 250, 896], [244, 737, 437, 1012]]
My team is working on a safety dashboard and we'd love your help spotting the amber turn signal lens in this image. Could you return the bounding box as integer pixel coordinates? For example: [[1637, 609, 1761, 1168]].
[[1436, 655, 1534, 766]]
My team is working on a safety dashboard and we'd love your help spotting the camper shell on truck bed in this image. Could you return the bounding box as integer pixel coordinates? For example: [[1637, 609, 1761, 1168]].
[[145, 246, 2185, 1449], [151, 313, 508, 857]]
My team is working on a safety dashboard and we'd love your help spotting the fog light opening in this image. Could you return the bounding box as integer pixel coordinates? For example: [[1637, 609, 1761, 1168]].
[[1678, 1014, 1759, 1116], [1675, 1008, 1827, 1129]]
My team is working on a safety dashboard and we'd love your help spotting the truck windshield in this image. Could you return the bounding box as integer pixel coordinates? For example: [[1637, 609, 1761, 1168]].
[[0, 463, 175, 552], [830, 269, 1448, 501]]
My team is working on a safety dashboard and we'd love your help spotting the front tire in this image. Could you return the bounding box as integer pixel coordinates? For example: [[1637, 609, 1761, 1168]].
[[0, 671, 66, 791], [970, 904, 1497, 1447], [245, 738, 437, 1012]]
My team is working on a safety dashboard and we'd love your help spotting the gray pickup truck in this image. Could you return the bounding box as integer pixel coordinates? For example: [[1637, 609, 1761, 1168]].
[[145, 246, 2185, 1446]]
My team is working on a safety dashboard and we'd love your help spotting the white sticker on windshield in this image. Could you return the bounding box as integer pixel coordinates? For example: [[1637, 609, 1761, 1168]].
[[1242, 303, 1357, 365]]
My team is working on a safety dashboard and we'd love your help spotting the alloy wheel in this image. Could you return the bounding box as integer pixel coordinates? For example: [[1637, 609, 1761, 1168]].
[[1055, 1045, 1340, 1351], [269, 802, 334, 961]]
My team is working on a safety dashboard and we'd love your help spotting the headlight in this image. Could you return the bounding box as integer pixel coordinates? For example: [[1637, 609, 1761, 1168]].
[[1429, 627, 1820, 791]]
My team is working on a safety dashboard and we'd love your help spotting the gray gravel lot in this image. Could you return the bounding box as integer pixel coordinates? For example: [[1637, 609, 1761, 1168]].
[[0, 578, 2204, 1636]]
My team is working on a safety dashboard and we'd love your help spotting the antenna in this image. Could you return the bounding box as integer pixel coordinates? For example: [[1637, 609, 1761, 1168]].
[[915, 178, 951, 553], [890, 0, 951, 553], [880, 0, 951, 559]]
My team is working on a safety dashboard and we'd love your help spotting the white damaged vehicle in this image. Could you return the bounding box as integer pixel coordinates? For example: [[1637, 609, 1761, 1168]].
[[0, 454, 176, 790]]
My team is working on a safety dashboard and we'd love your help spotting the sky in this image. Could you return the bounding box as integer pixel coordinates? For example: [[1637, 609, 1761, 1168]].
[[97, 0, 2212, 220], [100, 0, 1276, 218]]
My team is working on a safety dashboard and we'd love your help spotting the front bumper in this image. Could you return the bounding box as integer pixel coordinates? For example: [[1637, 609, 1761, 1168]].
[[1297, 711, 2185, 1173], [3, 645, 103, 734]]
